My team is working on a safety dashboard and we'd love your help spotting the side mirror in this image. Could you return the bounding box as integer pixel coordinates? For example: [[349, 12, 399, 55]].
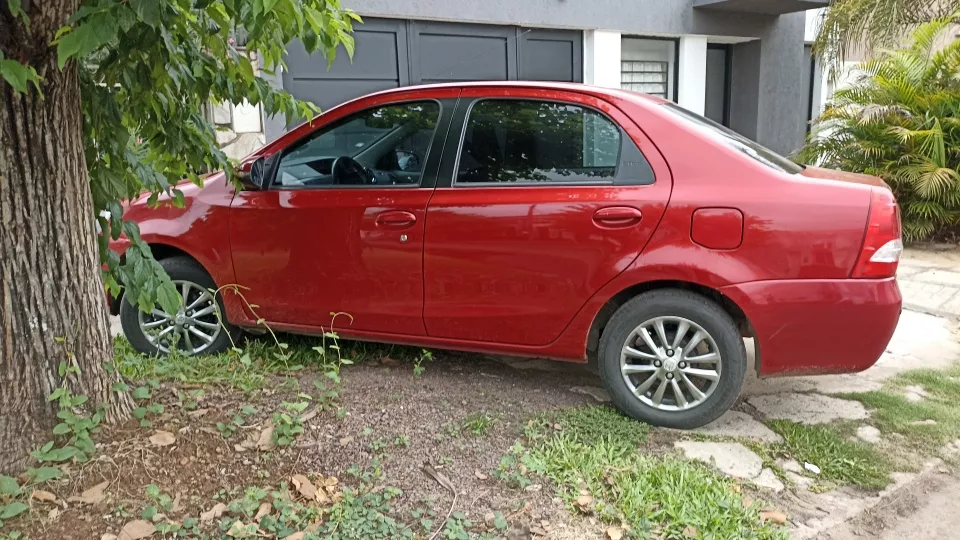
[[395, 150, 420, 172], [249, 157, 266, 188], [238, 157, 267, 189]]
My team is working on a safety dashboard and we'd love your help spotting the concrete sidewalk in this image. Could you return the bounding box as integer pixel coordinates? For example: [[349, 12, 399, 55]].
[[899, 247, 960, 319]]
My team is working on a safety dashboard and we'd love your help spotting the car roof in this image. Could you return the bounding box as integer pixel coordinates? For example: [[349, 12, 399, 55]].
[[363, 80, 670, 105]]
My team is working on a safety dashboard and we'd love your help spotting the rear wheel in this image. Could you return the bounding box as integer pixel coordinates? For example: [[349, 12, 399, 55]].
[[598, 289, 746, 429], [120, 257, 238, 356]]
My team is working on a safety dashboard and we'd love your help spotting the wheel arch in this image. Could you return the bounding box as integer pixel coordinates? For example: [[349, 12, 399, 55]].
[[108, 242, 211, 315], [585, 280, 758, 374]]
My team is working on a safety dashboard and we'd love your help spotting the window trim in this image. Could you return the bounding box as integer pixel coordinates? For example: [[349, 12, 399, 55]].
[[450, 97, 624, 188], [267, 98, 444, 191]]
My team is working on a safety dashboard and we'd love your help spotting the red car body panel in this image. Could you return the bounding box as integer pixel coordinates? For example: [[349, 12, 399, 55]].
[[110, 81, 902, 377]]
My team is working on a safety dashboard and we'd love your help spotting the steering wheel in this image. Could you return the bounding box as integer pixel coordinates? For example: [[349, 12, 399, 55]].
[[331, 156, 373, 186]]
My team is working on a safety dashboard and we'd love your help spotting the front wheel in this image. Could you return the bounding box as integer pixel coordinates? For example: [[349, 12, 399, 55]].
[[120, 257, 238, 356], [598, 289, 746, 429]]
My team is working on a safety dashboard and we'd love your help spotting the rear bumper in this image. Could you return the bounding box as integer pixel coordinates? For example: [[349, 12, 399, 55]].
[[719, 278, 901, 376]]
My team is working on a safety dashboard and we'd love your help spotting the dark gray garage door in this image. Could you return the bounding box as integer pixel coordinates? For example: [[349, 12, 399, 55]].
[[274, 19, 581, 138]]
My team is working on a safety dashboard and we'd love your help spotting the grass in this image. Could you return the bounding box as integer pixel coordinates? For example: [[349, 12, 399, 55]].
[[513, 406, 785, 539], [528, 405, 650, 449], [844, 365, 960, 457], [112, 333, 424, 391], [766, 420, 894, 490]]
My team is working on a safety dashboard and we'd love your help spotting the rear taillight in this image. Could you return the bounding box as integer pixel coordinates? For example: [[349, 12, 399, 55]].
[[852, 189, 902, 278]]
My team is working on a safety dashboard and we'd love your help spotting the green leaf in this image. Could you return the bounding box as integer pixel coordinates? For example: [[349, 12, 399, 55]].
[[7, 0, 21, 14], [52, 423, 72, 435], [112, 382, 130, 393], [0, 476, 20, 496], [155, 281, 181, 316], [0, 502, 28, 520], [132, 386, 151, 400], [25, 467, 62, 484], [0, 58, 40, 94], [130, 0, 161, 27]]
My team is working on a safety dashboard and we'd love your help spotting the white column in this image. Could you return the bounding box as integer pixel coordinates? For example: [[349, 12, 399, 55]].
[[584, 30, 622, 89], [677, 36, 708, 115]]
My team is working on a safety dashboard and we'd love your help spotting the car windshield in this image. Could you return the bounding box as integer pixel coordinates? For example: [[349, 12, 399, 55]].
[[661, 103, 803, 174]]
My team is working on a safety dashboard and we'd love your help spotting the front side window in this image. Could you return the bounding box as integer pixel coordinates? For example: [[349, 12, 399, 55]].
[[456, 100, 622, 184], [275, 101, 441, 187]]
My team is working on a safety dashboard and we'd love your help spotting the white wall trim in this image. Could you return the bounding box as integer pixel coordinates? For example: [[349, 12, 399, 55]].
[[584, 30, 622, 89], [678, 35, 707, 115]]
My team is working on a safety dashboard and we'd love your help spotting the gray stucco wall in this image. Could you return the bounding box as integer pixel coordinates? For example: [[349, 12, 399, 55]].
[[268, 0, 809, 153], [345, 0, 780, 39], [729, 40, 761, 141]]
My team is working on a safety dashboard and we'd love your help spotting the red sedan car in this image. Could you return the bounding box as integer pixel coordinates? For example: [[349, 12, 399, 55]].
[[110, 81, 903, 428]]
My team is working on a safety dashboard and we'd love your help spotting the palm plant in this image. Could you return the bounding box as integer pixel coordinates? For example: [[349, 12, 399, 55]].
[[813, 0, 960, 79], [798, 15, 960, 241]]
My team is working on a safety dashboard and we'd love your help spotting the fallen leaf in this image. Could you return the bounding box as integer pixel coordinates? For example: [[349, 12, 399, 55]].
[[524, 484, 542, 492], [322, 476, 338, 488], [804, 462, 821, 475], [256, 423, 275, 451], [199, 502, 226, 523], [743, 497, 753, 509], [282, 533, 305, 540], [101, 534, 118, 540], [338, 436, 353, 446], [234, 444, 248, 453], [574, 494, 594, 512], [683, 525, 698, 537], [474, 470, 488, 480], [606, 526, 624, 540], [170, 492, 183, 514], [292, 475, 317, 500], [380, 356, 401, 367], [68, 481, 109, 505], [422, 464, 455, 493], [48, 508, 61, 519], [255, 502, 272, 520], [187, 408, 209, 418], [32, 489, 57, 503], [298, 407, 319, 424], [151, 513, 166, 523], [759, 510, 788, 525], [530, 526, 548, 536], [118, 519, 156, 540], [149, 431, 176, 447], [227, 520, 252, 537]]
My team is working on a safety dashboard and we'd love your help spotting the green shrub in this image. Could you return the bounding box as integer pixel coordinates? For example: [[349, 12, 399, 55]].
[[797, 15, 960, 240]]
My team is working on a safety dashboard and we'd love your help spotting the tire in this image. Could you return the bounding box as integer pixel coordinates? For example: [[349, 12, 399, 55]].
[[598, 289, 746, 429], [120, 256, 239, 357]]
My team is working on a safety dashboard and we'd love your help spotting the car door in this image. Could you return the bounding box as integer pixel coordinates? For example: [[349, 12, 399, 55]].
[[229, 90, 458, 334], [423, 87, 673, 346]]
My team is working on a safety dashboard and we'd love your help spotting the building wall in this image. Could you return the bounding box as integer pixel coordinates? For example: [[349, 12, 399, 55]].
[[256, 0, 811, 155]]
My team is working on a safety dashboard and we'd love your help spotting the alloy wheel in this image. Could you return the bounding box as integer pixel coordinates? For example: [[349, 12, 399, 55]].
[[137, 280, 223, 355], [619, 316, 722, 411]]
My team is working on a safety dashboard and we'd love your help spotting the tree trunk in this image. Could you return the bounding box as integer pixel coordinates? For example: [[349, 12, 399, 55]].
[[0, 0, 133, 474]]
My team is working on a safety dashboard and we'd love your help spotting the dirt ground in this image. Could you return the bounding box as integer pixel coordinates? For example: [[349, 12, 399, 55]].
[[816, 469, 960, 539], [8, 351, 629, 539]]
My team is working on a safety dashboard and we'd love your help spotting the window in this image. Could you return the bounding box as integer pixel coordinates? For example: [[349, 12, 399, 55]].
[[661, 103, 803, 174], [621, 38, 676, 100], [275, 101, 441, 187], [456, 100, 622, 184], [621, 60, 669, 97]]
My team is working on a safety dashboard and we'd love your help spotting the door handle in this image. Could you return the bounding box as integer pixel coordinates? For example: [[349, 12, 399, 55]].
[[593, 206, 643, 228], [376, 210, 417, 227]]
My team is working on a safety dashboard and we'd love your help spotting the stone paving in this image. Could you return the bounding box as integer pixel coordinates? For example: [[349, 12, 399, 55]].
[[899, 247, 960, 318]]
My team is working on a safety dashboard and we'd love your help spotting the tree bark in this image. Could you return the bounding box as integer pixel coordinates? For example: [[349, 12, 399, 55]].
[[0, 0, 133, 474]]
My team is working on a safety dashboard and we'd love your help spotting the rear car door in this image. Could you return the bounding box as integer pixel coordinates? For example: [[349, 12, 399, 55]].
[[228, 91, 457, 334], [422, 87, 673, 346]]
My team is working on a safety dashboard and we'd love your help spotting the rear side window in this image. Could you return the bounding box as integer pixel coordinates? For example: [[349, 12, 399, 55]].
[[455, 100, 623, 184], [661, 103, 803, 174]]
